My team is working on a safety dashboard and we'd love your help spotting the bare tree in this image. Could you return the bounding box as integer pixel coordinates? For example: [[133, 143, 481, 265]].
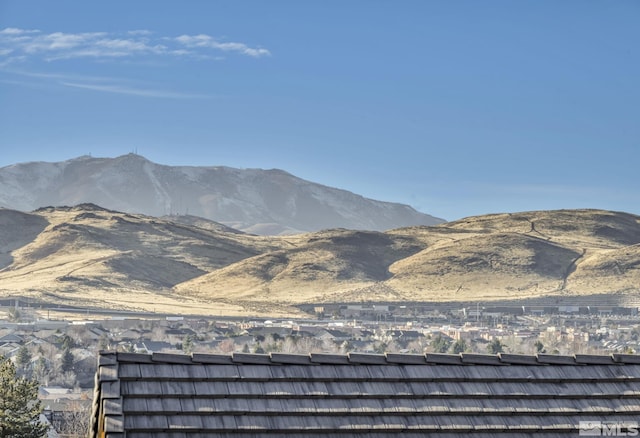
[[216, 339, 236, 354], [51, 400, 90, 438]]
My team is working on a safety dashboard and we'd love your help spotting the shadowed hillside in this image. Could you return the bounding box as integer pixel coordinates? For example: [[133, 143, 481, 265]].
[[0, 205, 639, 316]]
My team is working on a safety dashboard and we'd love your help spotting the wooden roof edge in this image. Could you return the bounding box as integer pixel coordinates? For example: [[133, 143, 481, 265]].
[[574, 354, 617, 365], [88, 372, 102, 438], [499, 353, 546, 365], [385, 353, 428, 364], [96, 351, 636, 367], [310, 353, 351, 364], [348, 352, 388, 364], [425, 353, 465, 365], [535, 353, 581, 365], [613, 353, 640, 364], [461, 353, 506, 365], [270, 353, 313, 365], [91, 351, 121, 438]]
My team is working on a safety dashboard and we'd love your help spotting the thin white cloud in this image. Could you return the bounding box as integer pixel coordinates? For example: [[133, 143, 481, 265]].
[[3, 69, 116, 82], [0, 27, 270, 63], [175, 34, 270, 58], [127, 30, 153, 36], [2, 69, 211, 99], [61, 81, 211, 99], [0, 27, 40, 35]]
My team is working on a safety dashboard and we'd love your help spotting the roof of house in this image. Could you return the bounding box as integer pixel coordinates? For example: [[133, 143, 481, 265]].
[[90, 351, 640, 437], [0, 333, 24, 344], [135, 340, 175, 354]]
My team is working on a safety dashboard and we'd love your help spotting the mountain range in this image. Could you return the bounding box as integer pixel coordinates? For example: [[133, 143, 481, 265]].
[[0, 154, 443, 235], [0, 204, 638, 317]]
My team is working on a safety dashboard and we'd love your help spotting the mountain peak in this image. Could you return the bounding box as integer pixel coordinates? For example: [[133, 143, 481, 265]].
[[117, 152, 148, 161], [0, 155, 444, 235]]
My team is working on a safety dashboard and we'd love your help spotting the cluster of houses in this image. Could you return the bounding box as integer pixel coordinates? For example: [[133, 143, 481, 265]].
[[2, 301, 640, 436]]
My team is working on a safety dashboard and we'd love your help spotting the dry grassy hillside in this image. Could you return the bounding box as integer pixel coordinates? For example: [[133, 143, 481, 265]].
[[386, 209, 640, 301], [174, 229, 425, 306], [0, 204, 288, 316], [1, 205, 639, 316]]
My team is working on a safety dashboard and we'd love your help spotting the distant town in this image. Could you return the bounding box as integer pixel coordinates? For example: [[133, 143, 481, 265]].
[[1, 297, 639, 436]]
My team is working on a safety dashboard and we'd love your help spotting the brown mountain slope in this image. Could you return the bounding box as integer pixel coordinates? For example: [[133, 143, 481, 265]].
[[386, 233, 583, 298], [175, 208, 640, 307], [0, 208, 49, 269], [444, 209, 640, 248], [568, 244, 640, 293], [1, 205, 640, 316], [174, 229, 426, 304], [382, 209, 640, 301], [0, 204, 286, 315]]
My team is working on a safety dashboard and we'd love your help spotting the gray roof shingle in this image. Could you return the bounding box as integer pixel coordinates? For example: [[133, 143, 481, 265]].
[[90, 351, 640, 437]]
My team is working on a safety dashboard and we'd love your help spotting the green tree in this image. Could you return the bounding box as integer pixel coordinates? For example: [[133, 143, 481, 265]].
[[15, 346, 32, 373], [373, 342, 388, 354], [0, 357, 49, 437], [60, 348, 74, 373], [487, 339, 505, 354], [431, 335, 451, 353], [182, 335, 194, 354], [451, 339, 467, 354], [60, 334, 75, 350], [534, 340, 545, 353]]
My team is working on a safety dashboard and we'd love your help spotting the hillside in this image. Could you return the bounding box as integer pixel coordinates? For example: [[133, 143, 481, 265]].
[[0, 154, 443, 234], [0, 206, 639, 316]]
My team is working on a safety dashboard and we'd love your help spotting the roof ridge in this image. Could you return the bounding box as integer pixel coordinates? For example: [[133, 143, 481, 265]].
[[96, 350, 633, 366]]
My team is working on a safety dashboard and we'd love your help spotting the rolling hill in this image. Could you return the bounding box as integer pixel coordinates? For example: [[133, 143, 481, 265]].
[[0, 205, 639, 316]]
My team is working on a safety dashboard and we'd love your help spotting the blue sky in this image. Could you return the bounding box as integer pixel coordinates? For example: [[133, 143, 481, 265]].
[[1, 1, 638, 221]]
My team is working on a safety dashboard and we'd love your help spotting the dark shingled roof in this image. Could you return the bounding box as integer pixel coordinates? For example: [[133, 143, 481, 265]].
[[90, 351, 640, 437]]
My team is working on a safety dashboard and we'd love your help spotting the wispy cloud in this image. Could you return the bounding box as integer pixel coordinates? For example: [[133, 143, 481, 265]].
[[0, 27, 40, 35], [3, 69, 212, 99], [0, 27, 271, 64], [174, 34, 271, 58], [60, 81, 210, 99]]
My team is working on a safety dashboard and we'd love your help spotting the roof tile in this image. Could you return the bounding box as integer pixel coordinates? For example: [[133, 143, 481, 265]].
[[498, 353, 542, 365], [461, 354, 505, 365], [575, 354, 616, 365], [310, 353, 351, 364], [425, 353, 464, 365], [613, 354, 640, 364], [90, 351, 640, 437], [270, 353, 312, 365], [385, 353, 426, 364], [348, 353, 388, 364], [191, 353, 234, 364], [117, 352, 153, 363], [151, 352, 193, 364], [232, 353, 272, 365], [536, 354, 579, 365]]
